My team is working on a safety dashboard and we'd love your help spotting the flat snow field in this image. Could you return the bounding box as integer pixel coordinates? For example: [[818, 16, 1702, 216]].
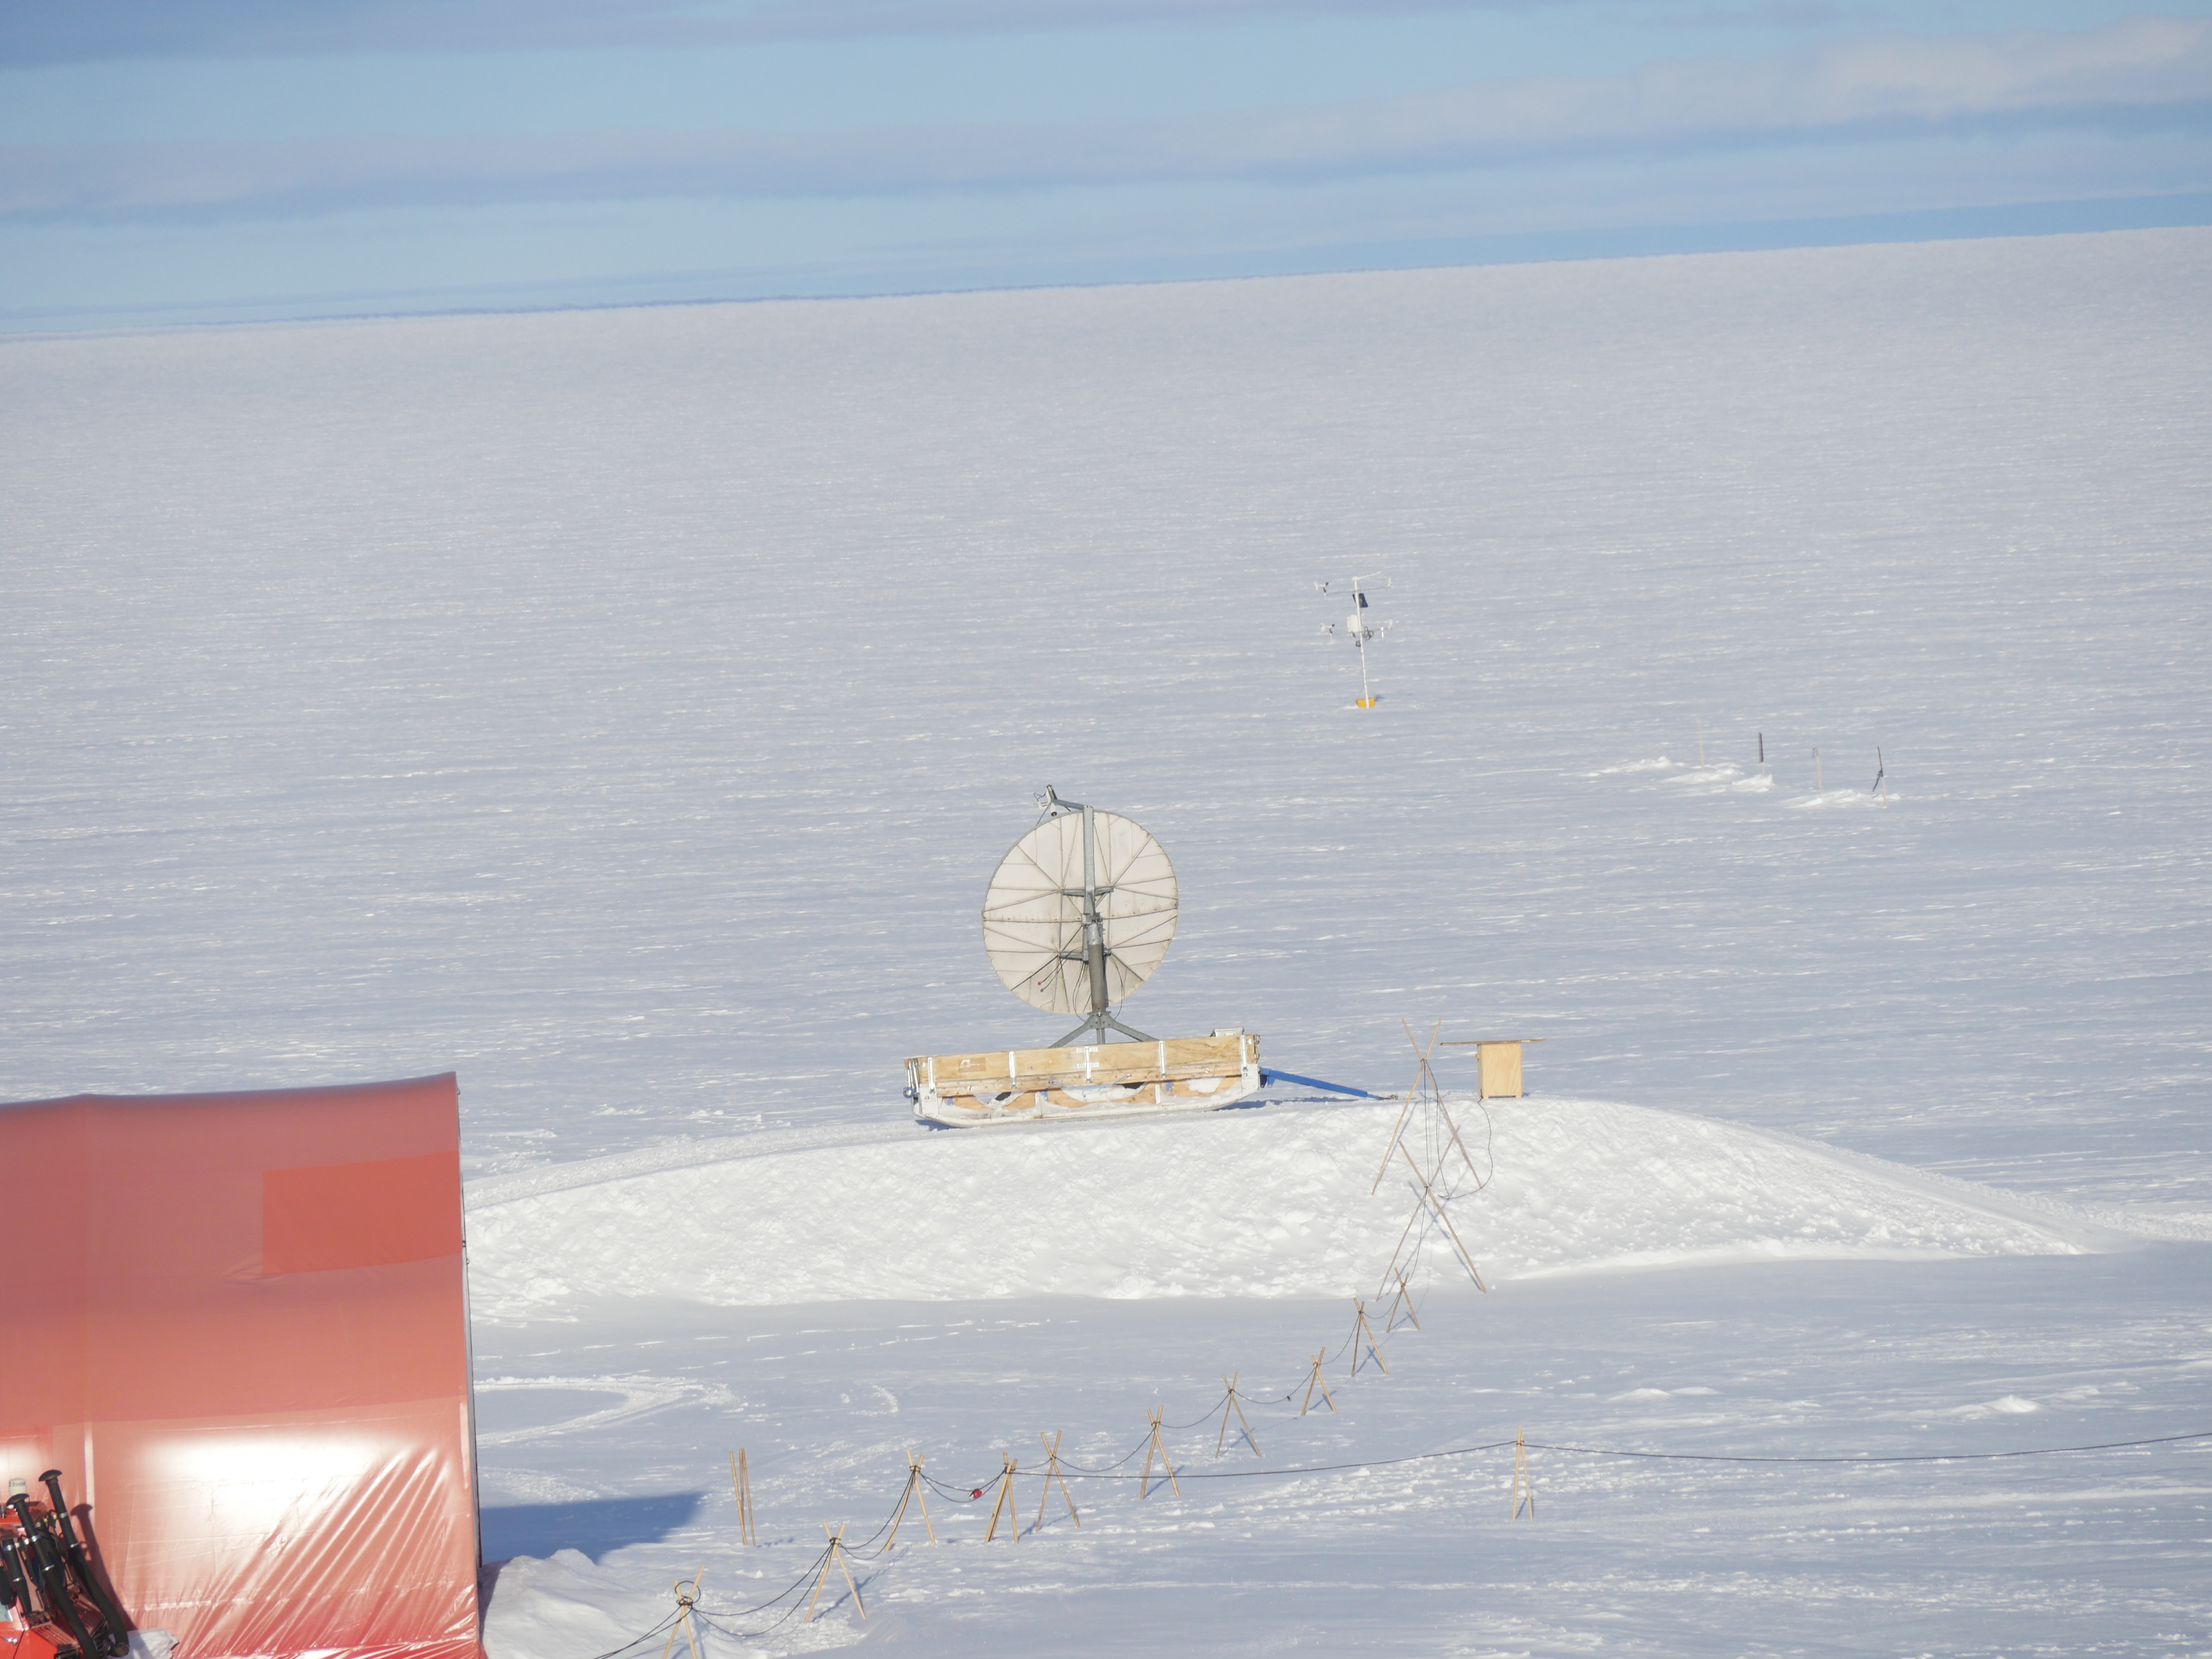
[[6, 228, 2211, 1654]]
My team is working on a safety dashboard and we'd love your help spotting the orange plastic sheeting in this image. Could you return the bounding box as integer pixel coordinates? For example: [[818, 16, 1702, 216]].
[[0, 1076, 480, 1659]]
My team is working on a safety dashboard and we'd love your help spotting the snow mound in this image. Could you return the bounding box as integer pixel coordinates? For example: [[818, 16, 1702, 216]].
[[465, 1099, 2119, 1319]]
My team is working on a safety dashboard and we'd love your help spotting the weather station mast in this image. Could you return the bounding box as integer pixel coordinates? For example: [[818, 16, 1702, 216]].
[[1320, 574, 1391, 707]]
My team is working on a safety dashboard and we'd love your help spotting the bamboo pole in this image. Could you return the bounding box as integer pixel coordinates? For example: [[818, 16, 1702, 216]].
[[1385, 1268, 1421, 1333], [984, 1452, 1020, 1541], [659, 1568, 703, 1659], [805, 1525, 863, 1623], [1511, 1428, 1536, 1521], [1429, 1087, 1485, 1185], [1372, 1021, 1442, 1192], [885, 1449, 935, 1547], [1375, 1191, 1427, 1302], [1347, 1299, 1390, 1378], [1214, 1372, 1261, 1459], [1141, 1408, 1181, 1498], [729, 1450, 757, 1546], [1398, 1139, 1488, 1291], [1300, 1347, 1337, 1416], [1035, 1432, 1081, 1531]]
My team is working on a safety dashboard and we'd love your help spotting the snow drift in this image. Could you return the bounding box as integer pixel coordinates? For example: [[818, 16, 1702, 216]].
[[464, 1098, 2113, 1319]]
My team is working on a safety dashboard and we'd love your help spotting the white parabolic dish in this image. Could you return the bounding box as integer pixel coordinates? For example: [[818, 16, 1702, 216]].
[[982, 811, 1178, 1015]]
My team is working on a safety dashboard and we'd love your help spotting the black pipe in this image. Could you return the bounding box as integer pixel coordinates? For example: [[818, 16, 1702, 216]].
[[0, 1535, 37, 1623], [39, 1473, 128, 1656], [7, 1493, 98, 1659]]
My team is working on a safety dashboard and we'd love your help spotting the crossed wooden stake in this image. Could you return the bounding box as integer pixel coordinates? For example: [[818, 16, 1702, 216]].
[[1214, 1372, 1262, 1459], [1036, 1431, 1081, 1531], [1510, 1427, 1537, 1521], [885, 1448, 936, 1547], [1373, 1020, 1491, 1292], [1346, 1298, 1390, 1379], [1371, 1022, 1482, 1193], [804, 1525, 864, 1623], [984, 1452, 1021, 1541], [1384, 1268, 1422, 1334], [1299, 1347, 1337, 1416], [661, 1567, 703, 1659], [1141, 1408, 1181, 1498]]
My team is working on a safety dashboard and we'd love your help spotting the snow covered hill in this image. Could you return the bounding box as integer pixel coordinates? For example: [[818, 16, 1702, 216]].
[[466, 1095, 2132, 1320]]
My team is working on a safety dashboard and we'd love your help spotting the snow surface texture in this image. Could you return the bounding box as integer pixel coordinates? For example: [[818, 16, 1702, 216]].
[[463, 1254, 2212, 1659], [467, 1096, 2116, 1318], [7, 229, 2210, 1210], [8, 231, 2212, 1654]]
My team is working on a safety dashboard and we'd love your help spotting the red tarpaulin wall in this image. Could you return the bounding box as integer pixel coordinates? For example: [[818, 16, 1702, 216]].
[[0, 1076, 480, 1659]]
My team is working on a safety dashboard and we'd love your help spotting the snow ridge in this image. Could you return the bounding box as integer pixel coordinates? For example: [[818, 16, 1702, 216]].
[[465, 1098, 2129, 1320]]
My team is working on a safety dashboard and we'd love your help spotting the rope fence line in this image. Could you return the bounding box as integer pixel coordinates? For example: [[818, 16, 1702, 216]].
[[1516, 1427, 2212, 1466], [913, 1424, 2212, 1488], [563, 1420, 2212, 1658], [565, 1608, 686, 1659], [760, 1371, 2212, 1508]]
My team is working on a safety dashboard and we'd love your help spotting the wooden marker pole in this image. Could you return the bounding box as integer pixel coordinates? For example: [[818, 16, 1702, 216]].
[[1036, 1432, 1081, 1531], [730, 1450, 757, 1546], [1376, 1192, 1426, 1303], [1427, 1082, 1485, 1185], [804, 1525, 864, 1623], [984, 1452, 1020, 1541], [660, 1568, 704, 1659], [1347, 1299, 1390, 1378], [1510, 1428, 1536, 1521], [885, 1448, 935, 1547], [1141, 1409, 1181, 1498], [1385, 1268, 1421, 1333], [1215, 1372, 1261, 1459], [1372, 1021, 1443, 1192], [1300, 1348, 1337, 1416], [1397, 1141, 1489, 1291]]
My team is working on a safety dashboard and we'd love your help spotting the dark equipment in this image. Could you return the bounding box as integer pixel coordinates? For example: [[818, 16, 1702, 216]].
[[1, 1473, 128, 1659]]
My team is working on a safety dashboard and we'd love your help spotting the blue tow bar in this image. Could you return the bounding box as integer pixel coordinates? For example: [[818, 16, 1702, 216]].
[[1260, 1069, 1378, 1100]]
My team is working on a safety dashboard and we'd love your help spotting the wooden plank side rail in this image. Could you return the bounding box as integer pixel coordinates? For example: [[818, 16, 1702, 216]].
[[908, 1033, 1256, 1094]]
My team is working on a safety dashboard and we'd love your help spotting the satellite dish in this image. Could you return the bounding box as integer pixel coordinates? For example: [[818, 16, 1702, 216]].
[[982, 788, 1177, 1046]]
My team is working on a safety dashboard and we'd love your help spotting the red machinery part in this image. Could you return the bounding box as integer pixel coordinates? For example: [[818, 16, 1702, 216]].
[[2, 1622, 64, 1659]]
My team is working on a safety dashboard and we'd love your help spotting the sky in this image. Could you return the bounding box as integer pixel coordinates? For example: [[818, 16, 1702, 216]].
[[4, 0, 2211, 329]]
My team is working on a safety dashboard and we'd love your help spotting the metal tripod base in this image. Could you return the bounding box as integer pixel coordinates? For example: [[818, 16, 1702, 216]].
[[1051, 1012, 1156, 1047]]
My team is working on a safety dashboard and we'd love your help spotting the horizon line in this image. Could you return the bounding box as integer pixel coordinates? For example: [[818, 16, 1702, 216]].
[[7, 187, 2209, 343]]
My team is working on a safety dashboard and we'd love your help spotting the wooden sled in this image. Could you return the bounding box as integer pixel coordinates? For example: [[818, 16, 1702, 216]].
[[907, 1031, 1260, 1127]]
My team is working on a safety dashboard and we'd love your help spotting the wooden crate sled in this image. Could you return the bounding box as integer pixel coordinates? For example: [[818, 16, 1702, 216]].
[[906, 1031, 1261, 1126]]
